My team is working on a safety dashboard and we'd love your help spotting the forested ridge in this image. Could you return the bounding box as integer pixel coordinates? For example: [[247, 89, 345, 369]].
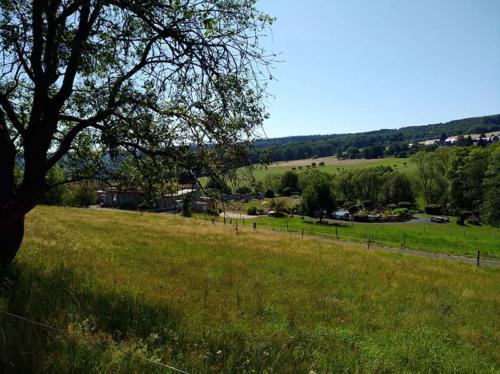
[[252, 114, 500, 162]]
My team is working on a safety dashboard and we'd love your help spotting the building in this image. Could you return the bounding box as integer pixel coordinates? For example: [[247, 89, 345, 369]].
[[102, 189, 145, 209], [157, 188, 202, 211], [100, 186, 216, 212]]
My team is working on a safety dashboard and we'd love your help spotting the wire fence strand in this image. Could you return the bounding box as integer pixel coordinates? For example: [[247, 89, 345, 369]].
[[0, 309, 189, 374]]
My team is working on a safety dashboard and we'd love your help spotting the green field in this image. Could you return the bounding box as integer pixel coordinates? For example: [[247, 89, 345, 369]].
[[1, 206, 499, 372], [243, 157, 417, 181], [228, 215, 500, 260]]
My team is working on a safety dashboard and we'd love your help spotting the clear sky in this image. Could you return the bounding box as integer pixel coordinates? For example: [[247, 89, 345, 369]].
[[258, 0, 500, 138]]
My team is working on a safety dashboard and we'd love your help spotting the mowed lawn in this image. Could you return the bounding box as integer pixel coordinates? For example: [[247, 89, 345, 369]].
[[1, 206, 499, 372], [234, 215, 500, 260]]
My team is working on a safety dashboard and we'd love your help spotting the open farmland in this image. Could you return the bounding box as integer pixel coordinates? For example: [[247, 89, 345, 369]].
[[1, 206, 499, 372], [242, 157, 417, 181]]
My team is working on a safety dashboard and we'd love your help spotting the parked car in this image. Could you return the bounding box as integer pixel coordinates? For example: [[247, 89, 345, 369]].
[[431, 216, 449, 223]]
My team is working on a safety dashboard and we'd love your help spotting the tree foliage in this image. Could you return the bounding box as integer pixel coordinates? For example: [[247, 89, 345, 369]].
[[0, 0, 274, 266]]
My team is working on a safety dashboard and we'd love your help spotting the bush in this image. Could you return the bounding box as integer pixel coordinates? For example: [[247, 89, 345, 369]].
[[182, 196, 192, 217], [236, 185, 252, 194], [311, 162, 317, 167], [392, 208, 409, 218], [398, 201, 412, 209], [425, 204, 441, 215], [362, 200, 373, 209], [319, 161, 325, 166], [246, 205, 257, 215], [282, 187, 292, 196], [353, 212, 369, 222], [206, 208, 219, 216], [265, 189, 275, 198], [65, 182, 97, 207], [466, 216, 481, 226]]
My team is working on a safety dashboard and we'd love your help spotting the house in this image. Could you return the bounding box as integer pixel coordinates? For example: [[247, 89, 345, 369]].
[[102, 189, 145, 209], [157, 188, 202, 211]]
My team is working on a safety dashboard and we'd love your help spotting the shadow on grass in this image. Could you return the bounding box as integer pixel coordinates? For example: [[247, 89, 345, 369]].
[[0, 263, 181, 373]]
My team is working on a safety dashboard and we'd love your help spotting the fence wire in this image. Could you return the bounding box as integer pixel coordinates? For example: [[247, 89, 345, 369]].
[[0, 309, 189, 374]]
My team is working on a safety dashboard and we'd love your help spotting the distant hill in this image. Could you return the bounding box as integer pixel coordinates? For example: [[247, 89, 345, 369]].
[[252, 114, 500, 162]]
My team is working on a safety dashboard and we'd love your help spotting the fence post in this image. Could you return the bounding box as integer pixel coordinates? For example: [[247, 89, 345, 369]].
[[477, 250, 480, 267], [253, 222, 256, 230], [301, 228, 304, 239], [367, 237, 371, 250]]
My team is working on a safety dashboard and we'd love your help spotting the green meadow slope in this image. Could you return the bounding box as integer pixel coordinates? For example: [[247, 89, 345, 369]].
[[241, 157, 416, 181], [1, 206, 499, 372]]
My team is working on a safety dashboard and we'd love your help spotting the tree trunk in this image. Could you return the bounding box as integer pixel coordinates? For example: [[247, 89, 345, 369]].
[[0, 120, 26, 269], [0, 213, 24, 269]]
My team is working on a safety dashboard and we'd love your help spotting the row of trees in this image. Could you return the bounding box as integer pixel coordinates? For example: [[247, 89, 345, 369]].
[[413, 144, 500, 225], [299, 167, 415, 219], [251, 114, 500, 163], [254, 144, 500, 226]]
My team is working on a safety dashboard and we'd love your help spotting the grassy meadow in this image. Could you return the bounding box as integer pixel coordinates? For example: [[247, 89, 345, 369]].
[[242, 156, 417, 182], [1, 206, 499, 372], [226, 215, 500, 260]]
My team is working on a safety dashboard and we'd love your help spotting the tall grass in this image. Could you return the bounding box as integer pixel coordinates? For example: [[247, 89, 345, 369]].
[[1, 206, 499, 372], [230, 215, 500, 260]]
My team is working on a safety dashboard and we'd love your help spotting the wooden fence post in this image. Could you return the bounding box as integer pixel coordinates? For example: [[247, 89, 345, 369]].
[[335, 226, 338, 239], [367, 237, 371, 250], [477, 250, 480, 267], [301, 229, 304, 239], [253, 222, 256, 230]]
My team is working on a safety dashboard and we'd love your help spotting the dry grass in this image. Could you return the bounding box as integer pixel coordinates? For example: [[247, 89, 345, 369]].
[[1, 205, 499, 372]]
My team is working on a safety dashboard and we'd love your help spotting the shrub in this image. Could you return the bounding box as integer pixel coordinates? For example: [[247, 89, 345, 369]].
[[182, 196, 192, 217], [398, 201, 412, 209], [353, 212, 369, 222], [392, 208, 409, 217], [362, 200, 373, 209], [247, 205, 257, 215], [236, 185, 252, 194], [65, 182, 97, 207], [466, 215, 481, 226], [425, 204, 441, 215], [265, 189, 275, 198], [282, 187, 292, 196], [311, 162, 317, 167], [206, 208, 219, 216], [319, 161, 325, 166]]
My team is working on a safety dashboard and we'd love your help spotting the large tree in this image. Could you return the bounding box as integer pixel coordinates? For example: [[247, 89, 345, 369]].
[[0, 0, 273, 267]]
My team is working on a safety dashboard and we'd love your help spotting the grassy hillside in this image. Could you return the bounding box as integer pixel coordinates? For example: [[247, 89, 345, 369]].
[[229, 215, 500, 260], [1, 206, 499, 372], [240, 157, 416, 182]]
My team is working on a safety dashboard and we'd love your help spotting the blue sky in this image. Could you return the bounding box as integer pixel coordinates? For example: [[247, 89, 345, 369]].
[[258, 0, 500, 138]]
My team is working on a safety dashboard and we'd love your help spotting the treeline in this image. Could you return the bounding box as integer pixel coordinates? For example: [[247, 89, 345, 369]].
[[413, 144, 500, 225], [245, 143, 500, 226], [250, 114, 500, 162]]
